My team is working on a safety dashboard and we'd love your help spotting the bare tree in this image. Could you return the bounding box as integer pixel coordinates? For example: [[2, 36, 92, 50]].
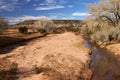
[[87, 0, 120, 27], [34, 17, 55, 33], [0, 17, 8, 29]]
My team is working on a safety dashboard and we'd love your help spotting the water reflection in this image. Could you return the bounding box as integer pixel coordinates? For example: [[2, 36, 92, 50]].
[[85, 43, 120, 80]]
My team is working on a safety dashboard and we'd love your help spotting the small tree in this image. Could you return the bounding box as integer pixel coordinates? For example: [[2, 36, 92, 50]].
[[81, 0, 120, 45], [0, 17, 8, 28], [34, 17, 55, 33], [87, 0, 120, 27], [0, 17, 8, 34], [18, 26, 28, 33]]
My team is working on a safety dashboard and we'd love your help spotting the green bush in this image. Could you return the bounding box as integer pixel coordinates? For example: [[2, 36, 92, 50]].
[[18, 26, 28, 33]]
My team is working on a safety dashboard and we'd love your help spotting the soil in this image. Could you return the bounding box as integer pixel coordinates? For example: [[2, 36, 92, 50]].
[[0, 32, 92, 80]]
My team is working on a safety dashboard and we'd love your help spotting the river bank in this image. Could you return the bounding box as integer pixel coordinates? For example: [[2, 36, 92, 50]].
[[106, 43, 120, 58]]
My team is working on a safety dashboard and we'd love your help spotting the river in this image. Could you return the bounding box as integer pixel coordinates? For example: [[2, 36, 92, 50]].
[[85, 43, 120, 80]]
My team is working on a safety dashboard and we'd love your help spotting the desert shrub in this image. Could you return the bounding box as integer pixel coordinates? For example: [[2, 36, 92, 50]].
[[53, 27, 66, 33], [81, 19, 103, 36], [0, 17, 8, 29], [18, 26, 28, 33], [81, 0, 120, 46], [111, 27, 120, 40], [0, 17, 8, 35], [81, 25, 92, 36], [89, 25, 120, 45], [53, 27, 80, 34], [65, 27, 80, 33], [81, 16, 120, 45], [117, 34, 120, 40], [35, 17, 55, 34], [37, 28, 46, 34], [91, 30, 109, 42]]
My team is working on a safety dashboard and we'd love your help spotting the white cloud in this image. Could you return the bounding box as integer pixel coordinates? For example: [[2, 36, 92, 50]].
[[61, 17, 75, 20], [35, 5, 64, 10], [45, 0, 66, 4], [72, 12, 90, 16], [37, 0, 67, 10], [0, 0, 19, 11], [7, 15, 58, 25], [49, 13, 75, 20], [45, 0, 54, 3], [39, 0, 66, 6]]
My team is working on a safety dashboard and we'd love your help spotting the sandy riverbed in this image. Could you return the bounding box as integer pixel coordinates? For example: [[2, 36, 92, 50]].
[[0, 32, 92, 80]]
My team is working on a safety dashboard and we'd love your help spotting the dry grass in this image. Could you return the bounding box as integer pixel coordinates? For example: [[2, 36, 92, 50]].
[[0, 58, 18, 80], [0, 29, 39, 38], [0, 29, 42, 47], [39, 52, 91, 80]]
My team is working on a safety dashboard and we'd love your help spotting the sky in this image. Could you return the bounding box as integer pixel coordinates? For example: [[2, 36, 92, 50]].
[[0, 0, 99, 25]]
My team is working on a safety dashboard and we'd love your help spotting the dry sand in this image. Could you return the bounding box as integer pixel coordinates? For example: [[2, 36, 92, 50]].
[[0, 32, 92, 80], [106, 43, 120, 58]]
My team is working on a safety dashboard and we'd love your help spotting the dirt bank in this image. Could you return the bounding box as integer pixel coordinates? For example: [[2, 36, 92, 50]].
[[107, 44, 120, 55], [0, 32, 92, 80]]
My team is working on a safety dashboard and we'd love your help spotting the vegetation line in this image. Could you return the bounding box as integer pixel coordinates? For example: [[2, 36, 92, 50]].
[[0, 33, 47, 49]]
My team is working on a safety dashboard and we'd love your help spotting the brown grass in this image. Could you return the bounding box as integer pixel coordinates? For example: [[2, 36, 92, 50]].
[[0, 58, 18, 80], [0, 29, 43, 47], [39, 52, 91, 80]]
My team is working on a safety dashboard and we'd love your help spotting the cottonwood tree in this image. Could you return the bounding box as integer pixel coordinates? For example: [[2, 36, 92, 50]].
[[87, 0, 120, 27]]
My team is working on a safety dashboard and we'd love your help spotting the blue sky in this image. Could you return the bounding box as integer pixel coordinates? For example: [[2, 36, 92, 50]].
[[0, 0, 99, 24]]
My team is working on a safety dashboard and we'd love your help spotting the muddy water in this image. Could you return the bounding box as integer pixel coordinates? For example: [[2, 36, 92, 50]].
[[84, 43, 120, 80]]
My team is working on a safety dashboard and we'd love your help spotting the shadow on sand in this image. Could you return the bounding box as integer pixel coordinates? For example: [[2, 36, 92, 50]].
[[0, 34, 47, 54]]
